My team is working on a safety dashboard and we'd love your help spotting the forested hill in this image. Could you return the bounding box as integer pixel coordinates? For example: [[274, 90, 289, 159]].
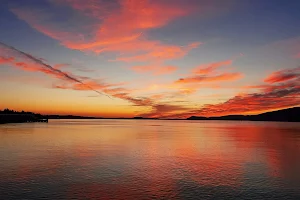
[[187, 107, 300, 122]]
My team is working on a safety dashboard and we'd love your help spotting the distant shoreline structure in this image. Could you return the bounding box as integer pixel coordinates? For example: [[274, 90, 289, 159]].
[[0, 107, 299, 124]]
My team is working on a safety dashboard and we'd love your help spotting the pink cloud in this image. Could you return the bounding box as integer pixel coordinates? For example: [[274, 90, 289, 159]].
[[0, 55, 79, 83], [0, 56, 14, 64], [115, 42, 202, 62], [192, 59, 233, 75], [11, 0, 200, 62]]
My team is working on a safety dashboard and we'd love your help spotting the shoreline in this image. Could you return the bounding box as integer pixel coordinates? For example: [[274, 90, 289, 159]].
[[0, 120, 48, 124]]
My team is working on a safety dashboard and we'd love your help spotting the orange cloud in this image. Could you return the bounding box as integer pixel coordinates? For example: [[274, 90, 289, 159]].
[[192, 59, 233, 75], [140, 104, 191, 118], [11, 0, 199, 62], [195, 92, 299, 117], [264, 66, 300, 83], [139, 66, 300, 118], [161, 92, 299, 119], [53, 78, 196, 117], [176, 73, 243, 84], [162, 67, 300, 118], [134, 58, 242, 96], [1, 42, 165, 110], [171, 58, 242, 94], [131, 65, 177, 75], [54, 81, 110, 91], [1, 51, 154, 108], [4, 41, 297, 119]]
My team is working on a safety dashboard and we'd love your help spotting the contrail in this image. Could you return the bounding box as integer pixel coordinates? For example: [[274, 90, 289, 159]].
[[0, 41, 111, 99]]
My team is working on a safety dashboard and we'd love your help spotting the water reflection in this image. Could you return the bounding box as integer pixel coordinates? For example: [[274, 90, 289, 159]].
[[0, 120, 300, 199]]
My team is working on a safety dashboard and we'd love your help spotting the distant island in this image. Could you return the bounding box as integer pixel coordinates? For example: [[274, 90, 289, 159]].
[[0, 109, 48, 124], [46, 115, 101, 119], [0, 109, 157, 124], [45, 115, 157, 120], [1, 107, 299, 124], [187, 107, 300, 122]]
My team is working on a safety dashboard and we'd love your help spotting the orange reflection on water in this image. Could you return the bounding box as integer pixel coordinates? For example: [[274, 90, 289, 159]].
[[0, 120, 300, 199]]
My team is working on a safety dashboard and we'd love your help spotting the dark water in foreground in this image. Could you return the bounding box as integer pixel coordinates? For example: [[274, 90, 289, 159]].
[[0, 120, 300, 199]]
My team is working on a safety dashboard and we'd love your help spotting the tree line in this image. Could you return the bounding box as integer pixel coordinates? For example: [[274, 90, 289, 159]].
[[0, 108, 44, 118]]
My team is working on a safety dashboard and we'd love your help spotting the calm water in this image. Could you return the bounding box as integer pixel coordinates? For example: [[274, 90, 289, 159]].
[[0, 120, 300, 199]]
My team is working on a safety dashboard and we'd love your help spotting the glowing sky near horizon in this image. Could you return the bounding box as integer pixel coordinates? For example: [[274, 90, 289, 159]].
[[0, 0, 299, 118]]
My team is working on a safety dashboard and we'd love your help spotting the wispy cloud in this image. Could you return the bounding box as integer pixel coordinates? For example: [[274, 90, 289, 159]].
[[0, 42, 110, 97], [2, 42, 298, 118], [158, 66, 300, 118], [1, 42, 188, 114], [176, 72, 243, 84], [140, 104, 191, 118], [264, 66, 300, 83], [114, 42, 201, 62], [173, 59, 242, 92], [11, 0, 200, 63], [132, 58, 243, 96], [193, 88, 299, 117], [192, 59, 233, 75], [0, 56, 14, 64]]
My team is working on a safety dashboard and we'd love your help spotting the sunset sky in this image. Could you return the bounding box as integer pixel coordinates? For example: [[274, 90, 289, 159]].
[[0, 0, 299, 118]]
